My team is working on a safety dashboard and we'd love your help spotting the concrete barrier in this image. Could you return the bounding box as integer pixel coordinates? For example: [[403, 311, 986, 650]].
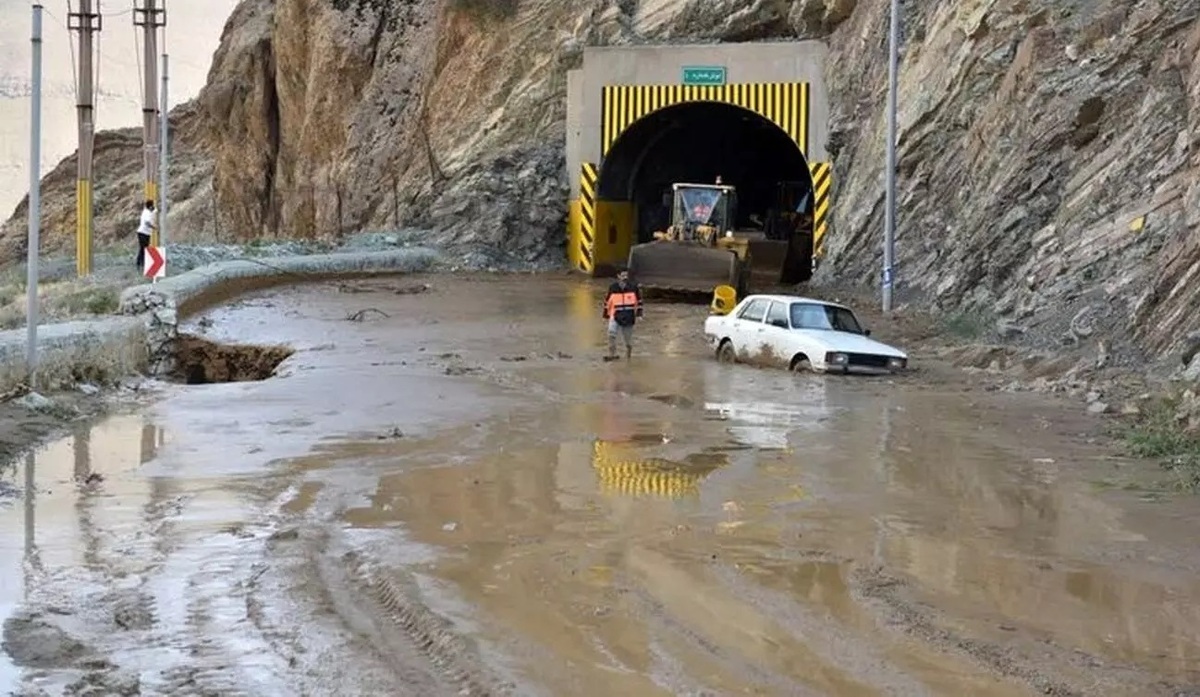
[[0, 317, 147, 394], [0, 248, 439, 392]]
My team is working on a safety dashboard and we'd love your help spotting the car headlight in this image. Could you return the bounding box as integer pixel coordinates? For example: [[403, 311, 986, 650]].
[[825, 352, 848, 365], [887, 357, 907, 371]]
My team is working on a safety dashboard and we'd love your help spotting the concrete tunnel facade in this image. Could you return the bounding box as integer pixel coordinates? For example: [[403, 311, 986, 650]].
[[564, 41, 833, 277]]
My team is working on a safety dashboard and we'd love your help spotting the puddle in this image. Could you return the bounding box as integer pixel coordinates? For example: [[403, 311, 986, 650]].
[[171, 333, 295, 384], [0, 414, 166, 692], [11, 275, 1199, 695], [285, 355, 1200, 695]]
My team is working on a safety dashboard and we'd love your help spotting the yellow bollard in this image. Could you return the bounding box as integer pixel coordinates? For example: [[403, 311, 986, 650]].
[[710, 284, 737, 315]]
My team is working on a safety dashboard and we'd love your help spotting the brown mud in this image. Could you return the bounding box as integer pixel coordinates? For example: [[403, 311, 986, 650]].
[[170, 333, 294, 384], [3, 275, 1200, 696]]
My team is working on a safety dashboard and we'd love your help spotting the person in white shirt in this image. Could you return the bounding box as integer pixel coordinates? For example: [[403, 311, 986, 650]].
[[136, 200, 156, 269]]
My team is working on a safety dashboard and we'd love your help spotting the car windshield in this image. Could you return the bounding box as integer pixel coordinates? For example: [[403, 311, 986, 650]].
[[789, 302, 864, 334], [677, 188, 725, 225]]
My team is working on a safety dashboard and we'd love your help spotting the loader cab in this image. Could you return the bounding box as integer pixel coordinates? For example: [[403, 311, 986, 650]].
[[671, 183, 737, 243]]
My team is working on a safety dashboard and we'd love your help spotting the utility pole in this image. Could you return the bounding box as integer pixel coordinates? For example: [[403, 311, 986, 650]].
[[159, 53, 168, 252], [27, 4, 44, 389], [882, 0, 900, 313], [133, 0, 164, 247], [68, 0, 101, 277]]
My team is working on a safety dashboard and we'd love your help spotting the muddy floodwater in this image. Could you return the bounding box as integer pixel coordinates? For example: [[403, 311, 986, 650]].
[[3, 275, 1200, 696]]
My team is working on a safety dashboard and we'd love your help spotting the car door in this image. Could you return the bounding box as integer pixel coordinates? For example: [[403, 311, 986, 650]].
[[732, 298, 769, 352], [761, 300, 793, 367]]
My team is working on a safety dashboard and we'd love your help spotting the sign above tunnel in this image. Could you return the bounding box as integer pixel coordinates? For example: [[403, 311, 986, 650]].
[[681, 66, 727, 86]]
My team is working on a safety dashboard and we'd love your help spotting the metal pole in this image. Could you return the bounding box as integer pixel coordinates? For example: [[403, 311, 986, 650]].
[[159, 53, 168, 254], [134, 0, 163, 246], [882, 0, 900, 313], [26, 4, 43, 389], [70, 0, 99, 277]]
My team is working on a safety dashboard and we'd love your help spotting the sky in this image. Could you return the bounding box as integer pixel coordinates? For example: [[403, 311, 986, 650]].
[[0, 0, 241, 228]]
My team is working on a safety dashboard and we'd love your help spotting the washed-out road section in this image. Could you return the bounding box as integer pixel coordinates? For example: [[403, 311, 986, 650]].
[[3, 275, 1200, 696]]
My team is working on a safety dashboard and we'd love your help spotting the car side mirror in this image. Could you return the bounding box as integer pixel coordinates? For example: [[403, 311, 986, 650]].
[[863, 329, 872, 337], [770, 319, 788, 329]]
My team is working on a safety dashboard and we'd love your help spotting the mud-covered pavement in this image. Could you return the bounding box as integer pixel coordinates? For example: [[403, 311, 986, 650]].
[[4, 275, 1200, 696]]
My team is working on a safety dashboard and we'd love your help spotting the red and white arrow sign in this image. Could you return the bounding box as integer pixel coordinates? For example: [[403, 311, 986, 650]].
[[143, 245, 166, 279]]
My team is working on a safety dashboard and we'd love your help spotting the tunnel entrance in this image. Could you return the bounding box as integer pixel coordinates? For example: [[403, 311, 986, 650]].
[[596, 101, 816, 283]]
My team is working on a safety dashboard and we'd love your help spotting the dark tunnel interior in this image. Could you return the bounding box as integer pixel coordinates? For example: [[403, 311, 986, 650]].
[[596, 101, 813, 244]]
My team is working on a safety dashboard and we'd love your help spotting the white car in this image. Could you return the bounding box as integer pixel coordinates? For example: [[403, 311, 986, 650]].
[[703, 294, 908, 374]]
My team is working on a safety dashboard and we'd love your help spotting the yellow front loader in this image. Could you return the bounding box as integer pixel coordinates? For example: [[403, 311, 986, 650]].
[[627, 182, 813, 301]]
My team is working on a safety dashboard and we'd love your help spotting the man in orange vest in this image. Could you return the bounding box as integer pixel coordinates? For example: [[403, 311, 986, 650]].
[[602, 268, 644, 361]]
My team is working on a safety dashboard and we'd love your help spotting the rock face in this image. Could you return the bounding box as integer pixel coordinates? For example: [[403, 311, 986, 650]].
[[824, 0, 1200, 363], [2, 0, 1199, 360]]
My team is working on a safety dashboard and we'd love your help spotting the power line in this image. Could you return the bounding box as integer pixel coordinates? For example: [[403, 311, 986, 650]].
[[132, 16, 143, 106]]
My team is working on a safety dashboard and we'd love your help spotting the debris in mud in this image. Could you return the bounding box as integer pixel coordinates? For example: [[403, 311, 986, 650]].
[[2, 612, 91, 669], [268, 528, 301, 545], [377, 426, 404, 439], [16, 391, 55, 413], [337, 281, 431, 296], [443, 364, 481, 376], [108, 590, 155, 631], [647, 393, 696, 409], [76, 471, 104, 486], [346, 307, 390, 321], [499, 355, 528, 362], [170, 333, 294, 385], [65, 667, 141, 696]]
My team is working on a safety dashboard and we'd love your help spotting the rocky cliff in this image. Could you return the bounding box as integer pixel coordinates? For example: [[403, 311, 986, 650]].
[[2, 0, 1198, 362]]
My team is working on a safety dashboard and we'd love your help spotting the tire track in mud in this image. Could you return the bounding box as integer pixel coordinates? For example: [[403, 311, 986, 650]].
[[848, 565, 1191, 697], [279, 522, 522, 697], [619, 574, 811, 695], [338, 552, 513, 696]]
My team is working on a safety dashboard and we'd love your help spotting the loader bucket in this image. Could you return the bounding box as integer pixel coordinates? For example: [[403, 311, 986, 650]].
[[744, 238, 790, 289], [627, 241, 742, 299]]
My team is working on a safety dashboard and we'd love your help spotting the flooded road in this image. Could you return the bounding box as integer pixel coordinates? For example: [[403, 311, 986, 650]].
[[4, 274, 1200, 696]]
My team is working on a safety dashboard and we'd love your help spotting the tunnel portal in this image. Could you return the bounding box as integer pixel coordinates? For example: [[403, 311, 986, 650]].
[[564, 42, 833, 277], [596, 101, 813, 246]]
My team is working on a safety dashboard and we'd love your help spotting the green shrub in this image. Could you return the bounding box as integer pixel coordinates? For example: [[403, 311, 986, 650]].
[[1122, 396, 1200, 492]]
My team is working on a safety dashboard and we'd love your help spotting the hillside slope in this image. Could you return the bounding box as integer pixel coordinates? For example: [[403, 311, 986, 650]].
[[2, 0, 1197, 360], [0, 0, 238, 225]]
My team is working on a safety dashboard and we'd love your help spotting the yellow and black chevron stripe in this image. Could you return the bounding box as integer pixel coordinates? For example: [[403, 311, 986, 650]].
[[578, 162, 598, 273], [591, 440, 724, 499], [810, 161, 832, 259], [601, 83, 810, 157], [595, 460, 706, 499]]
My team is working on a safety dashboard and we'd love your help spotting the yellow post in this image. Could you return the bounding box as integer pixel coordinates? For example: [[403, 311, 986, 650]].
[[76, 180, 91, 276]]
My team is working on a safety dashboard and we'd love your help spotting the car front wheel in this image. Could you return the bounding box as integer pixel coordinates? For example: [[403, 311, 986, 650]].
[[717, 340, 737, 364], [790, 355, 812, 373]]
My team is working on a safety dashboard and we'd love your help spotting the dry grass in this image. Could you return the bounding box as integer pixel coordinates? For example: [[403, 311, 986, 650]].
[[0, 260, 140, 330], [0, 280, 124, 329], [0, 327, 148, 395]]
